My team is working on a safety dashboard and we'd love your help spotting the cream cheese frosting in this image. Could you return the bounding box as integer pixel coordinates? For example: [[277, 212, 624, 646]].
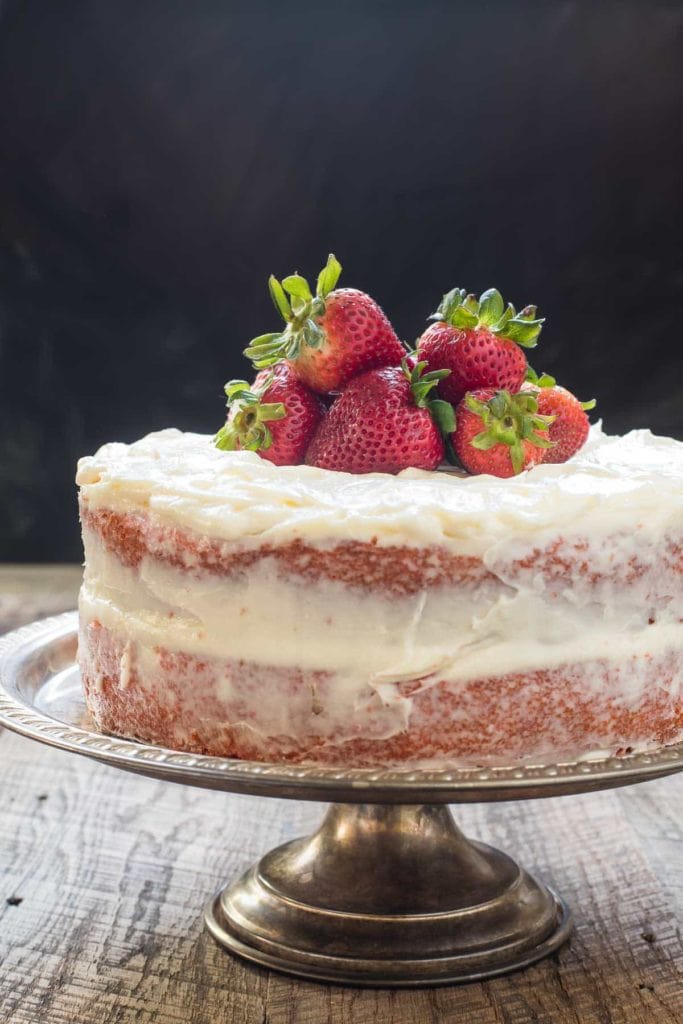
[[77, 424, 683, 764], [76, 424, 683, 556]]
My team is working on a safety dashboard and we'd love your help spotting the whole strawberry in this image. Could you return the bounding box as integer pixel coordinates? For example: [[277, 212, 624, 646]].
[[305, 361, 455, 474], [454, 388, 554, 477], [523, 370, 596, 463], [244, 254, 405, 394], [417, 287, 544, 405], [215, 363, 324, 466]]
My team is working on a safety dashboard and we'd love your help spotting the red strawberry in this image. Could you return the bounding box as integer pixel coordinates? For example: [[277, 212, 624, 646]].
[[215, 363, 324, 466], [305, 361, 455, 474], [244, 254, 405, 394], [417, 287, 544, 405], [523, 373, 596, 463], [454, 388, 554, 477]]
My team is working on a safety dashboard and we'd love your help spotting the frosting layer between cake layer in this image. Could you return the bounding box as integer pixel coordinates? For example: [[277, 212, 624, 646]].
[[78, 532, 682, 684]]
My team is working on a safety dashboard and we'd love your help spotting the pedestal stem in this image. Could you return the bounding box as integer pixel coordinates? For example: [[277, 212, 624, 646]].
[[206, 802, 571, 986]]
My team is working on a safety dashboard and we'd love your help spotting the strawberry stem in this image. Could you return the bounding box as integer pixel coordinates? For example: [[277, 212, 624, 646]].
[[525, 365, 556, 387], [316, 254, 342, 298], [465, 389, 555, 474], [244, 254, 343, 369], [430, 287, 545, 349], [402, 358, 456, 438], [525, 367, 597, 413], [215, 378, 286, 453]]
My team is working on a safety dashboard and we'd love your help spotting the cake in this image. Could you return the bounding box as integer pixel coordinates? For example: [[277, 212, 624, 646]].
[[76, 424, 683, 767]]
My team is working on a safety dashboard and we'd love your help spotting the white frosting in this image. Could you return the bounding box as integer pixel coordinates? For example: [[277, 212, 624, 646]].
[[77, 424, 683, 759], [79, 538, 682, 687], [76, 424, 683, 556]]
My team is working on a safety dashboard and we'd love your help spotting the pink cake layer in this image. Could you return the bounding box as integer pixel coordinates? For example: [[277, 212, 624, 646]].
[[80, 502, 682, 599], [80, 619, 683, 767]]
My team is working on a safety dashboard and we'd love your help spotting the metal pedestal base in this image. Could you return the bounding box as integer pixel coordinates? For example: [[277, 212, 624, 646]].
[[205, 803, 572, 987]]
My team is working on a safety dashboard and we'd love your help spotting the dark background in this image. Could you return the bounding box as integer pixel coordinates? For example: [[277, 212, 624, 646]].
[[0, 0, 681, 562]]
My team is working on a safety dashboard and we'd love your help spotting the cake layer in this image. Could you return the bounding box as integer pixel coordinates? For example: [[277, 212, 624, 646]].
[[80, 505, 493, 594], [79, 619, 683, 767], [76, 426, 683, 558], [80, 503, 682, 596]]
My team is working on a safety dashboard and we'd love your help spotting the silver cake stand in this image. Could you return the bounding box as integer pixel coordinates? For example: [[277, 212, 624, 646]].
[[2, 612, 682, 988]]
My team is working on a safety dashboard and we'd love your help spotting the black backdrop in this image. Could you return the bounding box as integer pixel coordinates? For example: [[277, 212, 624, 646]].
[[0, 0, 681, 561]]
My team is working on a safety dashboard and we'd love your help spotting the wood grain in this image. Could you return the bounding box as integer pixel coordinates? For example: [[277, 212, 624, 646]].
[[0, 567, 682, 1023], [0, 564, 82, 631]]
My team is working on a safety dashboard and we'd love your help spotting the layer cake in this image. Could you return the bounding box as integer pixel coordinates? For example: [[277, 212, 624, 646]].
[[76, 425, 683, 766]]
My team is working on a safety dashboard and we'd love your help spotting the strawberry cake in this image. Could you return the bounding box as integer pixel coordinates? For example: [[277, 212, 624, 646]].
[[76, 424, 683, 767]]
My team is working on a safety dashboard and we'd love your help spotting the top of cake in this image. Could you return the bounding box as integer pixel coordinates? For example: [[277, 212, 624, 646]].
[[78, 254, 683, 556], [77, 424, 683, 555]]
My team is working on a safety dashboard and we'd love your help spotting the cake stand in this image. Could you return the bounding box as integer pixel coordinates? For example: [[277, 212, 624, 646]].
[[2, 613, 682, 988]]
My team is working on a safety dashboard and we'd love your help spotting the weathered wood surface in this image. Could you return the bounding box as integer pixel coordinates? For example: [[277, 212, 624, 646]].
[[0, 566, 681, 1023]]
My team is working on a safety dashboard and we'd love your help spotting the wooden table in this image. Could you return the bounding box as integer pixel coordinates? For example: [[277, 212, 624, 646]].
[[0, 565, 681, 1023]]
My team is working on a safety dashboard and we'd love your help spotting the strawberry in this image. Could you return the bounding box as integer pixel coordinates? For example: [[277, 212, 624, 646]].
[[417, 287, 544, 405], [454, 388, 554, 477], [215, 363, 324, 466], [305, 361, 455, 474], [523, 370, 596, 463], [243, 254, 405, 394]]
